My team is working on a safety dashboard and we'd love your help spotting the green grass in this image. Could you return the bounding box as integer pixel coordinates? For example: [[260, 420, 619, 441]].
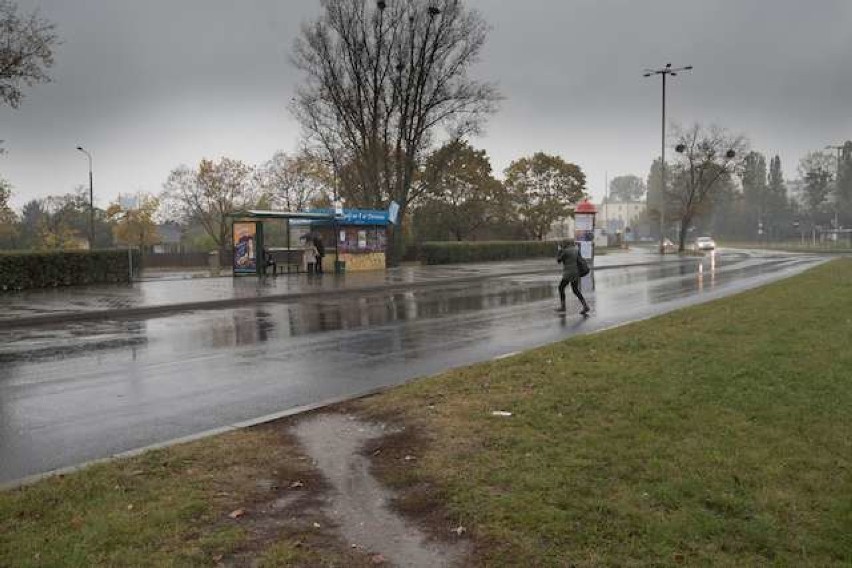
[[358, 259, 852, 566], [0, 429, 324, 567]]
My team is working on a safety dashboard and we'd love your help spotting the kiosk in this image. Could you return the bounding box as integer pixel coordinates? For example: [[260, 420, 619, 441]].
[[574, 200, 598, 261]]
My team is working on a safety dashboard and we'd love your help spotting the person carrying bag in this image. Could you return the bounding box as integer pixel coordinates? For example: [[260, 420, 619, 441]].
[[556, 241, 590, 315]]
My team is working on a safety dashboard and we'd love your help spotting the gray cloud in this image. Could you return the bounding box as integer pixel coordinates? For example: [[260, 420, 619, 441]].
[[2, 0, 850, 208]]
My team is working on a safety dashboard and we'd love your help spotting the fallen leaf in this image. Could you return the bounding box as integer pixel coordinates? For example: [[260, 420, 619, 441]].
[[404, 455, 417, 461], [212, 554, 223, 562], [673, 552, 685, 564], [130, 470, 145, 476], [289, 481, 304, 489], [312, 522, 321, 529], [452, 525, 466, 536], [228, 509, 245, 519], [126, 504, 134, 511], [371, 554, 386, 565], [491, 410, 513, 417]]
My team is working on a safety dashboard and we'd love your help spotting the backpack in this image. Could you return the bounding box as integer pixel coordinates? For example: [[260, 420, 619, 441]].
[[576, 250, 590, 277]]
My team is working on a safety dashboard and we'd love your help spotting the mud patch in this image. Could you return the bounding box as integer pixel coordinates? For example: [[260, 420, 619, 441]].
[[293, 413, 468, 567]]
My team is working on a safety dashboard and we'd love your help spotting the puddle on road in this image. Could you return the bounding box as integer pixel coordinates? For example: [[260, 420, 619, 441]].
[[293, 413, 467, 568]]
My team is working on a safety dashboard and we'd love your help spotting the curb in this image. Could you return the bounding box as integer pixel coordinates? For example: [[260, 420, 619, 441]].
[[0, 258, 699, 330]]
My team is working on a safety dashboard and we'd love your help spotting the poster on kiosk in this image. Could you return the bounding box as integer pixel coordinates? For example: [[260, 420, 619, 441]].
[[574, 201, 597, 261]]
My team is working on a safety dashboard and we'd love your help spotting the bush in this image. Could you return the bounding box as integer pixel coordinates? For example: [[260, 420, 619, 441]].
[[418, 240, 572, 265], [0, 249, 140, 291]]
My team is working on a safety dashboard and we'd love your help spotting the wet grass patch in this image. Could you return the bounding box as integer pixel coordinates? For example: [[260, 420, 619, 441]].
[[355, 259, 852, 566], [0, 424, 371, 567]]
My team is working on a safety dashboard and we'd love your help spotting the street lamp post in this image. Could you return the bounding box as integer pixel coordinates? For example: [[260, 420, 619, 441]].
[[644, 63, 692, 253], [76, 146, 94, 248]]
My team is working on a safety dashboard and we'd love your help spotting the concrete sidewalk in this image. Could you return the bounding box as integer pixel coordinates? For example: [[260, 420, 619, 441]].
[[0, 248, 694, 328]]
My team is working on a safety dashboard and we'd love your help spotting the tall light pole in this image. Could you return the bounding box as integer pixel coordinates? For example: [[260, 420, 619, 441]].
[[76, 146, 94, 248], [826, 144, 843, 230], [644, 63, 692, 253]]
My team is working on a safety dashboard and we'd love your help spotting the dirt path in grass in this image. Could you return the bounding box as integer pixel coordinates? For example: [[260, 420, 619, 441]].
[[292, 413, 468, 567]]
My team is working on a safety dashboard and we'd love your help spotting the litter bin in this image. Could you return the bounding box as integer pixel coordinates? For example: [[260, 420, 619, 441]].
[[208, 250, 220, 271]]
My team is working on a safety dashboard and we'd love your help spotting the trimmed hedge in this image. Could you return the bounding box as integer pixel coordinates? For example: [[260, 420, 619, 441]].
[[0, 249, 140, 291], [418, 240, 573, 265]]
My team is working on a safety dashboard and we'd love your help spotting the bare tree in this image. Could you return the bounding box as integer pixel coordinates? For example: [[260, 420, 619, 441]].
[[0, 0, 58, 109], [291, 0, 501, 264], [669, 124, 748, 251], [256, 151, 333, 212], [162, 158, 257, 258]]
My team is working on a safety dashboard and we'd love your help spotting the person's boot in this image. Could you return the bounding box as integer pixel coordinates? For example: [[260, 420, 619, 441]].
[[555, 303, 567, 312], [580, 303, 590, 315]]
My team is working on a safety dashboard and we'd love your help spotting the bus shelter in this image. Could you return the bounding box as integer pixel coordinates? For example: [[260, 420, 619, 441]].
[[229, 210, 335, 276], [229, 208, 391, 276]]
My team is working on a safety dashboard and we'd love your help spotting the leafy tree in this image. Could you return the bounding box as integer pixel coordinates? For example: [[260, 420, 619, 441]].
[[835, 141, 852, 227], [36, 194, 87, 249], [764, 155, 791, 238], [645, 158, 678, 239], [669, 124, 748, 251], [740, 151, 768, 238], [608, 175, 645, 202], [416, 141, 504, 241], [255, 151, 332, 212], [797, 151, 834, 224], [18, 198, 44, 248], [0, 177, 19, 247], [162, 157, 258, 257], [106, 193, 161, 251], [503, 152, 586, 240], [291, 0, 501, 264], [0, 0, 59, 151]]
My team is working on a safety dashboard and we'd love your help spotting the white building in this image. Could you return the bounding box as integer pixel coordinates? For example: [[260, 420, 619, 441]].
[[597, 200, 646, 237]]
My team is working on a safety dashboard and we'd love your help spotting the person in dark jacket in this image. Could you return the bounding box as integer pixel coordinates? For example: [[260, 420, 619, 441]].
[[556, 241, 590, 314], [312, 233, 325, 274]]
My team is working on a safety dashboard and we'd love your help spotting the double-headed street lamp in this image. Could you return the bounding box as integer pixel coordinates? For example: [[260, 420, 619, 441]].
[[76, 145, 94, 248], [644, 63, 692, 252]]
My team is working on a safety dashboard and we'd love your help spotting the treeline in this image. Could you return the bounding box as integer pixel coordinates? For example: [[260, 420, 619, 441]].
[[0, 144, 590, 256], [640, 124, 852, 250]]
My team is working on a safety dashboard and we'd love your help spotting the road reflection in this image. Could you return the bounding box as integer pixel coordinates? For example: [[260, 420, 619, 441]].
[[0, 251, 812, 367]]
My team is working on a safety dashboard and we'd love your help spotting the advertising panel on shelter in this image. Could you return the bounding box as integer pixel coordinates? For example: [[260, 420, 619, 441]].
[[233, 222, 258, 274]]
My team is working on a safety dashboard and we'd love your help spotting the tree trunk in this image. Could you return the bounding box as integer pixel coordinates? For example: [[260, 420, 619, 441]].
[[678, 217, 690, 252], [387, 203, 407, 267]]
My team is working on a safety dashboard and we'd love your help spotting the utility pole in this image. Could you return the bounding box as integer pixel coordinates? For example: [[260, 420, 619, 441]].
[[644, 63, 692, 253]]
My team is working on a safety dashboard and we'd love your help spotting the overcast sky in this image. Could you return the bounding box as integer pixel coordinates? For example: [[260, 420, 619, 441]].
[[2, 0, 851, 210]]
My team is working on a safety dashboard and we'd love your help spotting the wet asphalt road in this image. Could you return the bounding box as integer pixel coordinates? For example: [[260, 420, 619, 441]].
[[0, 250, 824, 484]]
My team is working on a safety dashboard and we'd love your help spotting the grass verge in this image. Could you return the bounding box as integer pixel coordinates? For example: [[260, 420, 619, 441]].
[[355, 259, 852, 566], [0, 426, 374, 567], [2, 260, 850, 566]]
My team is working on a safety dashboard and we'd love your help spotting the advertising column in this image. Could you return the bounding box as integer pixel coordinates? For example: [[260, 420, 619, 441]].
[[574, 200, 597, 261]]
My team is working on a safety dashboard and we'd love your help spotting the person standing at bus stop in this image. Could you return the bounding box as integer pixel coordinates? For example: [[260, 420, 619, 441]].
[[312, 233, 325, 274], [556, 241, 590, 315]]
